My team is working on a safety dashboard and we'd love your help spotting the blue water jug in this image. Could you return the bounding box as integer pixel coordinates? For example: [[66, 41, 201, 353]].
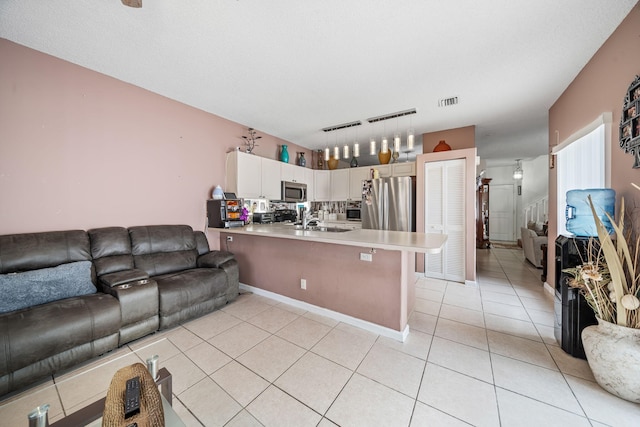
[[565, 189, 615, 236]]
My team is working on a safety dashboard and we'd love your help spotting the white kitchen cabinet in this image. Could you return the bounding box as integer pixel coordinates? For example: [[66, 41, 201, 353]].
[[226, 151, 281, 200], [281, 162, 305, 183], [376, 164, 392, 177], [261, 158, 282, 200], [304, 168, 315, 201], [330, 169, 350, 201], [392, 162, 416, 177], [349, 167, 370, 200], [226, 151, 262, 198], [314, 170, 331, 201]]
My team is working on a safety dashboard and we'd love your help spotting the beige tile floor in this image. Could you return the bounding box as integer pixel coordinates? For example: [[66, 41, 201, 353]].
[[2, 248, 640, 426]]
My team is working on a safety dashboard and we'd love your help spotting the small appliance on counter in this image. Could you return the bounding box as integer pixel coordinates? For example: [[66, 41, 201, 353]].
[[252, 212, 275, 224], [207, 199, 245, 228], [274, 209, 297, 223], [346, 201, 361, 221]]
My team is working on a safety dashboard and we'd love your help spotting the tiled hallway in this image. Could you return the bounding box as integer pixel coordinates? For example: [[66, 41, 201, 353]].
[[1, 248, 639, 426]]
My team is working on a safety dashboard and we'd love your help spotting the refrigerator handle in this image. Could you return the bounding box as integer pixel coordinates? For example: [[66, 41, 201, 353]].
[[382, 180, 389, 230]]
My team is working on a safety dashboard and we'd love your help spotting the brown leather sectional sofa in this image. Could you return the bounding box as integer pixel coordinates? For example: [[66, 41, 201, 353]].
[[0, 225, 238, 396]]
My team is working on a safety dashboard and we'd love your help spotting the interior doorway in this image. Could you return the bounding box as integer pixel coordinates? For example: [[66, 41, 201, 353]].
[[489, 184, 516, 242]]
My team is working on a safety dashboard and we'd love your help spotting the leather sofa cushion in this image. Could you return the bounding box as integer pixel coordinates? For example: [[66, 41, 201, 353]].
[[194, 231, 210, 256], [130, 225, 199, 276], [0, 293, 120, 376], [197, 251, 235, 269], [129, 225, 197, 255], [0, 230, 90, 273], [89, 227, 135, 276], [154, 268, 227, 316]]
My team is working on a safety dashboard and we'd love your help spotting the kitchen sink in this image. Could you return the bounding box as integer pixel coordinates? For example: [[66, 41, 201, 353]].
[[290, 224, 351, 233], [315, 226, 351, 233]]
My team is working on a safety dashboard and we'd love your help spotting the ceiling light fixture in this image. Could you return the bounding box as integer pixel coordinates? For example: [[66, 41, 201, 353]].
[[513, 159, 523, 180], [321, 121, 362, 132], [366, 108, 416, 123]]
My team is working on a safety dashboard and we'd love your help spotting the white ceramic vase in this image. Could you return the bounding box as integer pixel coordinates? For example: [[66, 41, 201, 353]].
[[581, 317, 640, 403]]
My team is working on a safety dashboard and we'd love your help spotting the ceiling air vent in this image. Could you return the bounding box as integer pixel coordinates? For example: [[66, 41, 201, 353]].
[[438, 97, 459, 107]]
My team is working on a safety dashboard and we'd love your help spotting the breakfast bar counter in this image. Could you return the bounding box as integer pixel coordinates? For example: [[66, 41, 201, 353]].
[[221, 223, 447, 254], [219, 225, 447, 341]]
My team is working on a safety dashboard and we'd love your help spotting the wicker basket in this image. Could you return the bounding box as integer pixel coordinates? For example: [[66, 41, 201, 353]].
[[102, 363, 165, 427]]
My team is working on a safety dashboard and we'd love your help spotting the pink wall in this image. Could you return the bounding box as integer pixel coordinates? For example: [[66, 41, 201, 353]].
[[422, 125, 476, 153], [0, 39, 311, 243], [548, 4, 640, 285]]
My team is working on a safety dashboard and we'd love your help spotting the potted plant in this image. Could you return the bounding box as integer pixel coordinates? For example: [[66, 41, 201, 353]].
[[563, 184, 640, 402]]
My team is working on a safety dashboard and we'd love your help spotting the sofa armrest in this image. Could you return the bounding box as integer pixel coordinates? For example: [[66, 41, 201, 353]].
[[99, 269, 149, 288], [197, 251, 235, 269]]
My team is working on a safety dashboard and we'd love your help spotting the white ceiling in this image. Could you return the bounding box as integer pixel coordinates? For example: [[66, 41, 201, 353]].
[[1, 0, 637, 166]]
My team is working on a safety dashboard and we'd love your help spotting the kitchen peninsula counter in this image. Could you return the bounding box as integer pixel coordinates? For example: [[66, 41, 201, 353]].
[[221, 223, 447, 254], [219, 225, 446, 341]]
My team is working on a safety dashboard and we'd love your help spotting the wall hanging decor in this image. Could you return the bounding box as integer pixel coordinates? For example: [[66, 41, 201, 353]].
[[620, 75, 640, 168]]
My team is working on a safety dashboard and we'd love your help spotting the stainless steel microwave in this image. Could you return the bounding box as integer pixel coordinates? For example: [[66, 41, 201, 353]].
[[281, 181, 307, 202]]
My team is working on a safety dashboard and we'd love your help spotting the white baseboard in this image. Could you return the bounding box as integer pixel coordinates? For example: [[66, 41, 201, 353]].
[[239, 283, 410, 342], [543, 281, 555, 296]]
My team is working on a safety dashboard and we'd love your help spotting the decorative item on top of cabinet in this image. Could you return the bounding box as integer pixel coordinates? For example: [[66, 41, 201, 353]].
[[378, 149, 392, 164], [433, 140, 452, 152], [328, 156, 339, 170], [297, 152, 306, 167], [280, 145, 289, 163], [476, 178, 491, 248], [241, 128, 262, 154], [315, 150, 324, 170], [619, 75, 640, 168]]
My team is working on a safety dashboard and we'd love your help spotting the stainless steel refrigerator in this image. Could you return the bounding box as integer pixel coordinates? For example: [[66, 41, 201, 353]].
[[362, 176, 416, 231]]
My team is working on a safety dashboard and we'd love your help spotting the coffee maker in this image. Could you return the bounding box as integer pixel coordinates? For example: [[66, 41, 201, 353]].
[[207, 199, 244, 228]]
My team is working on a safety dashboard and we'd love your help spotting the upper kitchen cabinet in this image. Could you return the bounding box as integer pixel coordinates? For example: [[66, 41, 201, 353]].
[[330, 169, 350, 201], [281, 162, 306, 183], [314, 170, 331, 201], [304, 168, 315, 201], [226, 151, 281, 200], [377, 164, 392, 177], [349, 167, 370, 200], [392, 162, 416, 177]]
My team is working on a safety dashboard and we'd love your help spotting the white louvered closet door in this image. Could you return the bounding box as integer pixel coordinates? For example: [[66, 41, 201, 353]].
[[424, 159, 465, 282]]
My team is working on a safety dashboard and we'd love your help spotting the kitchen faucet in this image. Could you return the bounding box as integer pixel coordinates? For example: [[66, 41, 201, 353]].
[[302, 210, 319, 230]]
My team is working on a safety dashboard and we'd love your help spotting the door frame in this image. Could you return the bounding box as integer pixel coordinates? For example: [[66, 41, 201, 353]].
[[488, 183, 516, 242], [415, 148, 477, 285]]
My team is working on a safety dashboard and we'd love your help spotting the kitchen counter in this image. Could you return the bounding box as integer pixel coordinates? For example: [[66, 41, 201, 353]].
[[220, 225, 447, 341], [222, 223, 447, 254]]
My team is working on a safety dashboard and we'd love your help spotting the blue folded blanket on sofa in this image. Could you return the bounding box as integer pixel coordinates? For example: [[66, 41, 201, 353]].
[[0, 261, 96, 313]]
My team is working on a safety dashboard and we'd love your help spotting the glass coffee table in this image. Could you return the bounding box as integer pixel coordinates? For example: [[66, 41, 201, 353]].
[[50, 367, 185, 427]]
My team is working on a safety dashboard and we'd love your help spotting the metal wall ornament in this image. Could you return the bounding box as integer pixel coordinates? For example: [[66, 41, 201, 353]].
[[619, 75, 640, 168]]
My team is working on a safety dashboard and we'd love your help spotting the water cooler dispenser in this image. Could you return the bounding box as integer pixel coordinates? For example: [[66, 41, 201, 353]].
[[553, 235, 597, 359]]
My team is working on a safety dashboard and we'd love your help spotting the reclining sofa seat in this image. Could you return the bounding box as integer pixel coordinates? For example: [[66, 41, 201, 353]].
[[0, 230, 121, 395], [88, 227, 160, 346], [128, 225, 239, 329]]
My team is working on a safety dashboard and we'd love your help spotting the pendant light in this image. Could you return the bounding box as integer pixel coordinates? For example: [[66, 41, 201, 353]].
[[324, 131, 330, 162], [406, 114, 415, 152], [393, 117, 401, 153], [513, 159, 523, 180], [381, 122, 388, 153]]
